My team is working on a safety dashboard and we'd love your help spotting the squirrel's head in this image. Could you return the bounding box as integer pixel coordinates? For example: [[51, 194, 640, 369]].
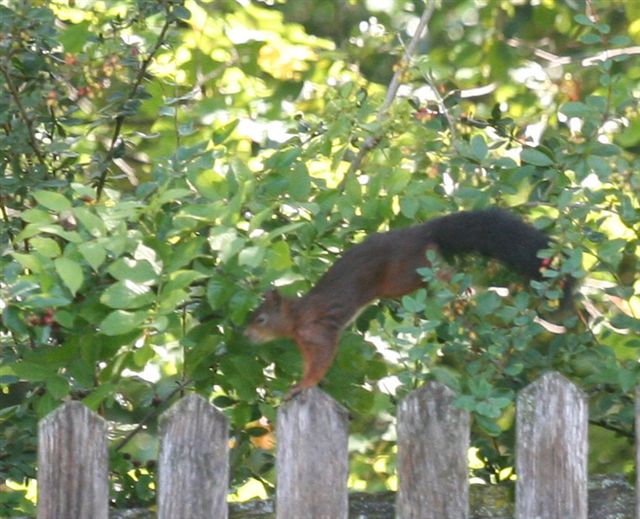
[[245, 289, 294, 343]]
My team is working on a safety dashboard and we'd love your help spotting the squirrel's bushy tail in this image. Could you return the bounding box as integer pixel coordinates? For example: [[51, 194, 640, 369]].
[[425, 208, 574, 309], [425, 209, 548, 278]]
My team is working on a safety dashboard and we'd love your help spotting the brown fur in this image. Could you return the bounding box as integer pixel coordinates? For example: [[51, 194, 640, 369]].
[[245, 209, 570, 399]]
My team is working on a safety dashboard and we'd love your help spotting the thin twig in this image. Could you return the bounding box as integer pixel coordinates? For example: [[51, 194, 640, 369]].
[[506, 39, 640, 68], [115, 378, 192, 452], [422, 70, 458, 144], [95, 16, 173, 201], [0, 197, 16, 248], [0, 63, 48, 168], [589, 418, 633, 439], [341, 1, 437, 188]]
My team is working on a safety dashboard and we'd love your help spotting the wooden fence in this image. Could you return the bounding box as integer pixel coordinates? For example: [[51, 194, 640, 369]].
[[35, 371, 637, 519]]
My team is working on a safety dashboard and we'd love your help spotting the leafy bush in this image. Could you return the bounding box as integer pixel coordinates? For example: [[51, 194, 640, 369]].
[[1, 0, 638, 513]]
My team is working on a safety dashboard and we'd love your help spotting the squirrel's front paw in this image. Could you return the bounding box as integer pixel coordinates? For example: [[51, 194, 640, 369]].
[[283, 384, 304, 401]]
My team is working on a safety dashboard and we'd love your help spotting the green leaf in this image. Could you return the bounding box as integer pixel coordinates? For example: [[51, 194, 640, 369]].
[[8, 361, 53, 381], [400, 197, 419, 218], [173, 4, 191, 20], [16, 223, 82, 243], [157, 287, 189, 314], [55, 257, 84, 296], [73, 207, 106, 236], [33, 190, 72, 212], [107, 258, 158, 284], [45, 375, 70, 399], [21, 208, 55, 224], [187, 169, 225, 200], [475, 291, 501, 317], [587, 155, 611, 178], [264, 222, 305, 241], [574, 14, 594, 26], [238, 246, 265, 268], [475, 415, 502, 436], [82, 383, 116, 410], [579, 33, 601, 44], [100, 280, 155, 309], [165, 237, 206, 271], [430, 367, 461, 392], [212, 119, 239, 145], [163, 270, 206, 292], [469, 134, 488, 162], [30, 237, 62, 258], [133, 343, 155, 367], [520, 148, 553, 167], [266, 241, 292, 271], [387, 169, 411, 195], [79, 241, 107, 271], [288, 164, 311, 200], [157, 188, 194, 205], [264, 147, 300, 170], [99, 310, 147, 336], [610, 314, 640, 332], [206, 277, 233, 309], [208, 228, 246, 263], [228, 290, 256, 324], [559, 102, 591, 118]]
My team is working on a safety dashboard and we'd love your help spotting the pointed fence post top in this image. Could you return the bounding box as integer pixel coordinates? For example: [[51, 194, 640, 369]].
[[399, 380, 457, 410], [515, 371, 589, 518], [37, 401, 109, 519], [159, 392, 228, 427], [518, 371, 586, 404], [278, 387, 349, 419], [39, 400, 105, 430]]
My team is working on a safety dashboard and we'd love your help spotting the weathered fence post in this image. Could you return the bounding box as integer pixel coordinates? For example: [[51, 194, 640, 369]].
[[158, 393, 229, 519], [516, 371, 588, 519], [37, 401, 108, 519], [397, 381, 470, 519], [276, 387, 349, 519]]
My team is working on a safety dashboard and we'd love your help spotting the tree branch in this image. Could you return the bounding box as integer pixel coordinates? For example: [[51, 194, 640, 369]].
[[589, 418, 633, 439], [0, 63, 48, 168], [506, 38, 640, 68], [341, 1, 437, 188], [0, 196, 17, 249], [95, 16, 173, 201]]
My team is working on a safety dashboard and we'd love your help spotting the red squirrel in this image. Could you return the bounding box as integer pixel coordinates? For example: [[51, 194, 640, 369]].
[[245, 209, 573, 399]]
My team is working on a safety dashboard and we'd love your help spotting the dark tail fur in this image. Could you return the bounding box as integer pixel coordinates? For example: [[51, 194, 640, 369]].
[[425, 209, 574, 309]]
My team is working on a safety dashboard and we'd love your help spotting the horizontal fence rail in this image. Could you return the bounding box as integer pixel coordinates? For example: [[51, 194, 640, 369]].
[[35, 372, 637, 518]]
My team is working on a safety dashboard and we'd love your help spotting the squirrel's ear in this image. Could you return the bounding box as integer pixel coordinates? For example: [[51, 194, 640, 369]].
[[264, 289, 281, 305]]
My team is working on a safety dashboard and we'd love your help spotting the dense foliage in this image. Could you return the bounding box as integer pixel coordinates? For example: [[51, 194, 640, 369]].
[[1, 0, 639, 514]]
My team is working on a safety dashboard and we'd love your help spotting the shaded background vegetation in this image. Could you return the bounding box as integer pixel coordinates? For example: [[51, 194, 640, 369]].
[[1, 0, 639, 514]]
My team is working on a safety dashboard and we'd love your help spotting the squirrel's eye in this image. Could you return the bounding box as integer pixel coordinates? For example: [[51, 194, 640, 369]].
[[255, 314, 268, 325]]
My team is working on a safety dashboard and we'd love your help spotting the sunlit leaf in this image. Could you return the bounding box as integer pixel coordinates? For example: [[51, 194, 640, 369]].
[[54, 257, 84, 296]]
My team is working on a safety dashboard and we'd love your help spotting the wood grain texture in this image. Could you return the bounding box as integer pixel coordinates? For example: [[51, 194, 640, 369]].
[[276, 388, 349, 519], [37, 401, 108, 519], [158, 393, 229, 519], [516, 372, 588, 519], [397, 381, 470, 519]]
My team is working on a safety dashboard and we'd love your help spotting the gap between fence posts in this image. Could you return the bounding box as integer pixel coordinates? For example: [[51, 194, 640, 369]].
[[37, 401, 108, 519], [516, 371, 588, 519], [276, 387, 349, 519]]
